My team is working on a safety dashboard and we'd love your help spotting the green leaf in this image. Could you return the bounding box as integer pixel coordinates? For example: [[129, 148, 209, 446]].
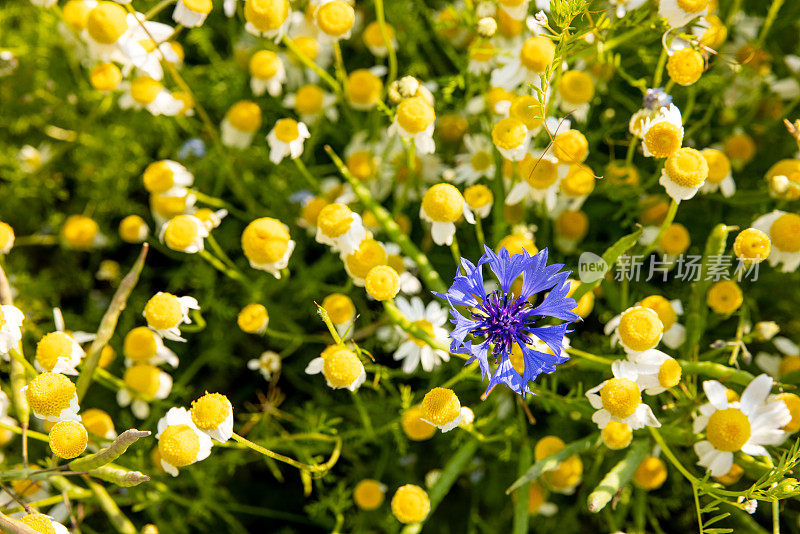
[[587, 440, 649, 513]]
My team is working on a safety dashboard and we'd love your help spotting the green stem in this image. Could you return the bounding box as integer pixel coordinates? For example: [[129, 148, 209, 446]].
[[374, 0, 397, 85], [474, 217, 485, 248], [758, 0, 785, 46], [199, 249, 246, 283], [86, 478, 137, 534], [231, 432, 341, 474], [587, 440, 649, 512], [293, 158, 319, 191], [8, 348, 35, 378], [282, 36, 340, 94]]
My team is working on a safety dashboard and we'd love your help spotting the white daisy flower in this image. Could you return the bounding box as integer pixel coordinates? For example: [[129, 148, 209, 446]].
[[490, 35, 555, 91], [453, 134, 496, 185], [505, 150, 568, 210], [247, 351, 282, 381], [267, 118, 311, 164], [156, 407, 213, 476], [389, 96, 436, 156], [33, 331, 85, 376], [159, 215, 208, 254], [693, 375, 790, 477], [190, 392, 234, 443], [755, 337, 800, 379], [752, 210, 800, 272], [118, 364, 173, 419], [123, 326, 180, 368], [625, 350, 683, 395], [142, 160, 194, 198], [641, 105, 684, 158], [172, 0, 212, 28], [391, 296, 450, 373], [283, 85, 338, 124], [659, 147, 708, 202], [699, 148, 735, 198], [420, 184, 475, 246], [606, 296, 685, 350], [305, 345, 367, 392], [586, 360, 661, 430], [249, 50, 286, 97], [143, 292, 200, 342], [315, 203, 367, 255], [608, 306, 664, 356], [118, 76, 184, 116]]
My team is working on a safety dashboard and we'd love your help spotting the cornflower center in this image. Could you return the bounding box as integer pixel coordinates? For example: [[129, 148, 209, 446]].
[[470, 290, 533, 361]]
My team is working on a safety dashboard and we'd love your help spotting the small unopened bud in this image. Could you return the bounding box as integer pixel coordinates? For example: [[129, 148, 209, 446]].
[[387, 81, 403, 104], [477, 17, 497, 38], [398, 76, 421, 99], [755, 321, 780, 341]]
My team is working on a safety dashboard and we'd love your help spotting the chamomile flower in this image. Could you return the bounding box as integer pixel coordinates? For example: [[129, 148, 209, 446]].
[[156, 407, 213, 476], [420, 183, 475, 246], [18, 513, 70, 534], [0, 221, 13, 255], [755, 337, 800, 379], [641, 105, 684, 158], [601, 420, 633, 450], [633, 456, 668, 490], [314, 0, 355, 41], [123, 326, 179, 368], [421, 387, 463, 432], [751, 210, 800, 272], [244, 0, 291, 40], [693, 375, 790, 476], [34, 331, 84, 375], [241, 217, 295, 277], [284, 84, 338, 123], [554, 210, 588, 253], [464, 185, 494, 219], [354, 479, 387, 510], [467, 39, 495, 74], [733, 228, 771, 264], [534, 436, 584, 495], [24, 372, 80, 423], [400, 405, 436, 441], [505, 151, 567, 210], [699, 148, 735, 197], [527, 481, 558, 516], [81, 408, 117, 440], [389, 96, 436, 156], [315, 203, 367, 255], [771, 392, 800, 433], [0, 305, 24, 356], [453, 135, 496, 185], [586, 361, 661, 430], [321, 293, 356, 337], [61, 215, 106, 250], [89, 62, 122, 92], [305, 345, 367, 392], [491, 35, 555, 91], [365, 265, 401, 301], [667, 47, 705, 86], [237, 303, 269, 335], [706, 280, 743, 315], [191, 392, 234, 443], [556, 70, 595, 122], [142, 160, 194, 198], [194, 208, 228, 231], [391, 484, 430, 524], [267, 118, 311, 164], [48, 420, 88, 459], [247, 351, 282, 381], [119, 364, 173, 419], [160, 215, 208, 254], [343, 238, 387, 287], [221, 100, 262, 149], [641, 295, 685, 349], [150, 192, 197, 228], [610, 306, 664, 355], [640, 222, 691, 262], [143, 292, 199, 342], [345, 69, 384, 110], [659, 0, 708, 28], [492, 117, 529, 161], [249, 50, 285, 97], [391, 296, 450, 373], [118, 76, 184, 116], [362, 21, 396, 57], [659, 147, 709, 202]]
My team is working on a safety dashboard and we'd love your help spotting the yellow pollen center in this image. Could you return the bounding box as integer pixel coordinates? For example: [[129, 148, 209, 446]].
[[733, 228, 771, 262], [464, 185, 493, 209], [346, 70, 382, 106], [164, 216, 200, 251], [492, 117, 527, 150], [274, 118, 300, 142], [706, 408, 751, 452], [244, 0, 290, 32], [391, 484, 430, 524], [316, 0, 355, 36], [124, 364, 162, 398], [20, 513, 56, 534], [770, 213, 800, 252], [322, 347, 362, 388], [667, 48, 705, 86], [702, 149, 731, 184], [779, 356, 800, 378], [159, 424, 200, 467], [249, 50, 281, 79], [241, 217, 290, 264], [658, 358, 682, 388], [237, 303, 269, 333], [124, 326, 158, 362], [301, 197, 328, 226], [520, 36, 555, 72], [555, 210, 588, 240], [401, 406, 436, 441], [294, 85, 324, 115], [365, 266, 400, 301], [665, 147, 708, 187], [63, 0, 93, 30], [89, 63, 122, 91], [561, 165, 595, 196], [617, 308, 663, 351], [422, 184, 464, 223], [87, 2, 128, 45], [226, 101, 262, 132], [534, 435, 565, 460], [396, 97, 435, 134], [775, 393, 800, 433], [317, 204, 353, 238], [470, 151, 493, 172], [182, 0, 212, 14], [639, 295, 676, 330], [644, 122, 683, 158], [519, 155, 558, 188], [82, 408, 115, 437], [354, 479, 385, 510], [35, 332, 74, 372], [191, 392, 231, 430], [659, 223, 691, 255], [130, 76, 163, 105], [345, 239, 387, 279], [143, 161, 175, 193], [633, 456, 668, 490], [49, 420, 88, 459], [552, 130, 589, 164], [677, 0, 708, 13], [62, 215, 99, 249], [496, 234, 537, 256], [559, 70, 595, 105], [346, 151, 377, 181], [26, 372, 76, 417], [144, 293, 183, 330], [322, 294, 355, 324], [706, 280, 743, 315], [421, 387, 460, 427], [602, 421, 633, 450], [509, 95, 544, 130], [411, 319, 435, 347], [600, 378, 641, 419]]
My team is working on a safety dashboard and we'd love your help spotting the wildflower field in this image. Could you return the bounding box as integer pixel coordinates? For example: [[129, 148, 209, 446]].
[[2, 0, 800, 532]]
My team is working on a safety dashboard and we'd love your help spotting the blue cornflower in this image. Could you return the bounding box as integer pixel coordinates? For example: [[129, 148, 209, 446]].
[[434, 246, 580, 397]]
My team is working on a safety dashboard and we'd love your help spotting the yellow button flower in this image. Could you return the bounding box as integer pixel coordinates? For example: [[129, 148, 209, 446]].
[[667, 48, 705, 86], [633, 456, 668, 490], [421, 387, 462, 432], [48, 420, 88, 459], [354, 479, 386, 510], [706, 281, 742, 315], [238, 303, 269, 334], [391, 484, 430, 524], [401, 405, 436, 441], [365, 265, 400, 301], [601, 421, 632, 450], [617, 306, 663, 353]]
